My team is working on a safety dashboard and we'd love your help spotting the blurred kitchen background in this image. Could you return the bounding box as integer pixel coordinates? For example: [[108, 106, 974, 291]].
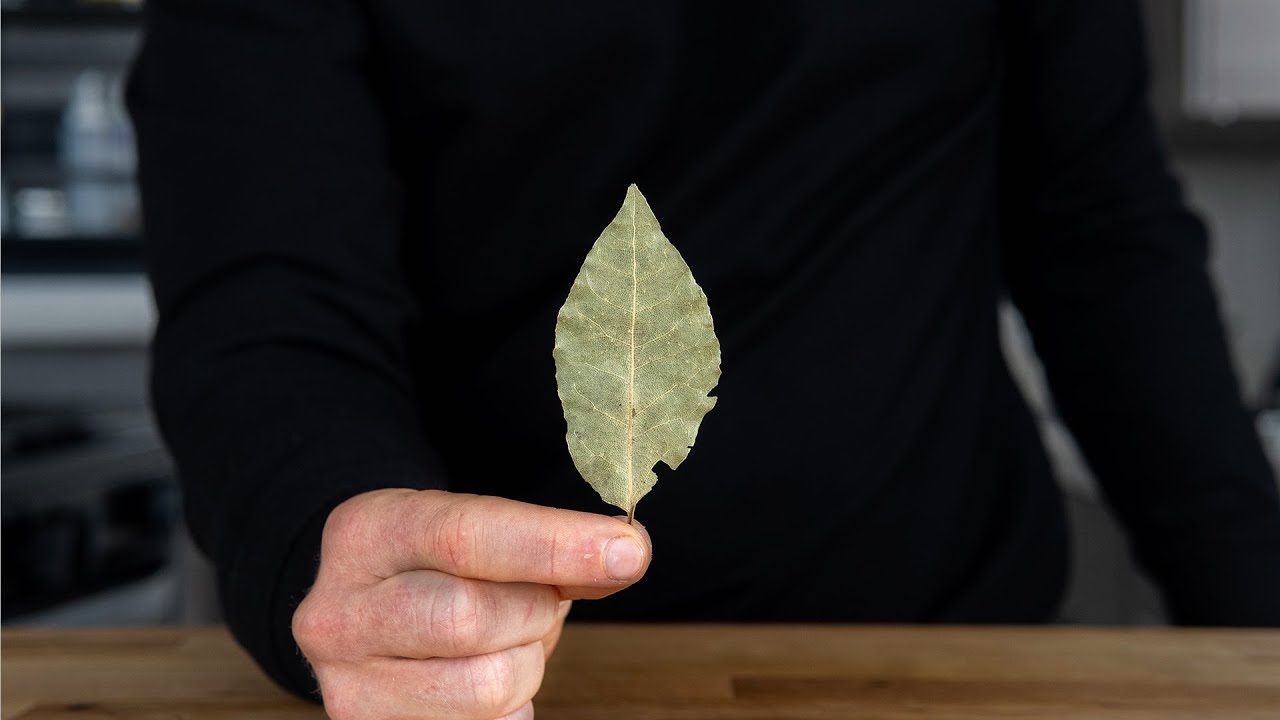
[[2, 0, 1278, 627]]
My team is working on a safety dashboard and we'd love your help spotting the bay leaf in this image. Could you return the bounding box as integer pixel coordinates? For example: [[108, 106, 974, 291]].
[[554, 184, 721, 521]]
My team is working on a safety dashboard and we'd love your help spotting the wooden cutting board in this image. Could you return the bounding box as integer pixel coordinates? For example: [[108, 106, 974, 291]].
[[4, 624, 1280, 719]]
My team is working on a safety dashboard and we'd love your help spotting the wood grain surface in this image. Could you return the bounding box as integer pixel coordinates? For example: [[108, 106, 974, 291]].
[[4, 624, 1280, 719]]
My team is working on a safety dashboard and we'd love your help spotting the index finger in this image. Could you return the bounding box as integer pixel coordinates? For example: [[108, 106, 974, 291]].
[[334, 489, 651, 596]]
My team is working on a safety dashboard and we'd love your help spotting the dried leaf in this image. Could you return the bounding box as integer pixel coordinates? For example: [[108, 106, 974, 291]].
[[554, 184, 721, 521]]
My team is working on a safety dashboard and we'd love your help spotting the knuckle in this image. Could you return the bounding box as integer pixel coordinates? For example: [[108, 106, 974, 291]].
[[430, 579, 487, 656], [323, 496, 371, 552], [537, 585, 563, 625], [429, 500, 479, 576], [293, 591, 355, 658], [544, 525, 563, 580], [517, 585, 556, 637], [461, 650, 522, 716], [320, 684, 366, 720], [291, 596, 331, 653]]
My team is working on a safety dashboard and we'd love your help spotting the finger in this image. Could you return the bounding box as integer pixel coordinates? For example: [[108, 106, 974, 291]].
[[351, 642, 543, 720], [616, 516, 652, 547], [356, 571, 561, 659], [542, 600, 572, 659], [497, 701, 534, 720], [334, 490, 651, 592], [554, 517, 652, 599]]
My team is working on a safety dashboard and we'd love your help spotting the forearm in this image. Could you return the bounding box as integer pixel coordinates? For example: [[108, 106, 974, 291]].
[[153, 328, 445, 696], [130, 0, 448, 691]]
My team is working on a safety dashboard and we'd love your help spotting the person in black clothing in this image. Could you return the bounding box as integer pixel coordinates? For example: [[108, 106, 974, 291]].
[[128, 0, 1280, 717]]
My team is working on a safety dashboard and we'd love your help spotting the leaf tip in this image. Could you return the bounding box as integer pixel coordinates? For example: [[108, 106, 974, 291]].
[[624, 183, 643, 208]]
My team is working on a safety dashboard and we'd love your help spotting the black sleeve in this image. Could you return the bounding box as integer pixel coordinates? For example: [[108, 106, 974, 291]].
[[128, 0, 446, 697], [999, 0, 1280, 625]]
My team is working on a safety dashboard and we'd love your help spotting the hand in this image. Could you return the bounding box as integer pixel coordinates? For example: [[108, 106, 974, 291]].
[[293, 488, 651, 720]]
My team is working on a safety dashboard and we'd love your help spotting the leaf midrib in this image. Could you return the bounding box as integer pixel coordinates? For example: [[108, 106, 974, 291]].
[[626, 196, 637, 521]]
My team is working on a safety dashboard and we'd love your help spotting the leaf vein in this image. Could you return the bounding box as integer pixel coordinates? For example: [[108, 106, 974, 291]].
[[567, 310, 628, 347], [579, 272, 630, 314], [572, 360, 628, 383], [572, 385, 625, 426], [575, 435, 627, 476], [636, 257, 670, 284], [636, 287, 684, 315], [636, 367, 710, 416], [635, 320, 684, 352], [633, 342, 697, 371], [635, 416, 683, 439]]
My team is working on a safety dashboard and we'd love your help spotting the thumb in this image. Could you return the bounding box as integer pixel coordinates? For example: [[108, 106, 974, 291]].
[[558, 518, 652, 601], [330, 490, 651, 593]]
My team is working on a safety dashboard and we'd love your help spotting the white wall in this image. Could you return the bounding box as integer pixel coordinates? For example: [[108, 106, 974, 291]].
[[1175, 153, 1280, 407]]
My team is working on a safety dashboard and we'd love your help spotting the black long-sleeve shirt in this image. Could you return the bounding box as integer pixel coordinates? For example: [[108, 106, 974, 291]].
[[128, 0, 1280, 699]]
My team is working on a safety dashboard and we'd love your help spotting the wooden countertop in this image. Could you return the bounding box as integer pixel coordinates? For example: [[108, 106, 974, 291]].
[[4, 625, 1280, 719]]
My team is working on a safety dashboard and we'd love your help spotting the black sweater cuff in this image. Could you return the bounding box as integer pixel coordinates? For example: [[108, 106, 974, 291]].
[[219, 472, 442, 702]]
